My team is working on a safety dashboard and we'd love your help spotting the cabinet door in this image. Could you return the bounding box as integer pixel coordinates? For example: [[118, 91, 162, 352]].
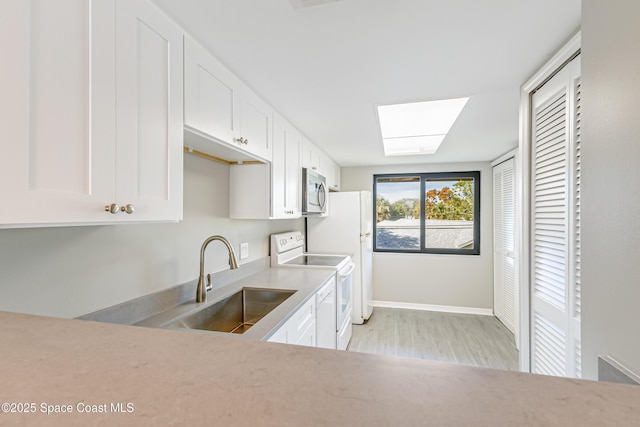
[[267, 326, 288, 344], [332, 161, 341, 191], [271, 119, 287, 218], [240, 91, 273, 162], [284, 126, 302, 216], [115, 0, 183, 222], [288, 298, 316, 345], [301, 137, 320, 171], [272, 114, 301, 218], [295, 320, 317, 347], [184, 36, 241, 147], [0, 0, 115, 226], [323, 155, 340, 191]]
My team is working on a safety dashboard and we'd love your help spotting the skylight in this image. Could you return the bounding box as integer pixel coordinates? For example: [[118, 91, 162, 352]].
[[377, 97, 469, 156]]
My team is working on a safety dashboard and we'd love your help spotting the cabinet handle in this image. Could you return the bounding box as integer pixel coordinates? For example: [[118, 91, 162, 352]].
[[105, 204, 120, 214], [120, 204, 135, 215], [235, 137, 249, 145]]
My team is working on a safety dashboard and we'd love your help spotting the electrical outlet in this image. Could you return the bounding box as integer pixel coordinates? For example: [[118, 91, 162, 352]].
[[240, 242, 249, 260]]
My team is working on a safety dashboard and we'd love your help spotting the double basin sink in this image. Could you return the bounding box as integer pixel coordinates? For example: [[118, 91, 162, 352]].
[[166, 288, 296, 334]]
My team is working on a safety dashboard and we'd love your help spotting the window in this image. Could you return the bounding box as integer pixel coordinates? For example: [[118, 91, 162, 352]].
[[373, 172, 480, 255]]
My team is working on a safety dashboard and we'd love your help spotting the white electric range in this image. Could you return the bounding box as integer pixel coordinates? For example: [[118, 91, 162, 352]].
[[270, 231, 354, 350]]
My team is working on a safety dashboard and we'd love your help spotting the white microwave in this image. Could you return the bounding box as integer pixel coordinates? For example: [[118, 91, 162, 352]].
[[302, 168, 327, 215]]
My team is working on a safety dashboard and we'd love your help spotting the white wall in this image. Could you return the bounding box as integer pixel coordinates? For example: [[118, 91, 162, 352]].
[[0, 154, 303, 318], [581, 0, 640, 379], [341, 162, 494, 311]]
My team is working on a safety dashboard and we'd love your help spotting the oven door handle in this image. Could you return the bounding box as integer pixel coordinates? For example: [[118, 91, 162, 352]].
[[339, 262, 356, 279]]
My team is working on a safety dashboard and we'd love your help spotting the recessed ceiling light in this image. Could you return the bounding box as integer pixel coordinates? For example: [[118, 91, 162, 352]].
[[289, 0, 341, 9], [377, 97, 469, 156]]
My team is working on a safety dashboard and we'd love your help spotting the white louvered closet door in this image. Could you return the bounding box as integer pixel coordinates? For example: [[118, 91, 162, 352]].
[[493, 157, 517, 336], [530, 54, 581, 378]]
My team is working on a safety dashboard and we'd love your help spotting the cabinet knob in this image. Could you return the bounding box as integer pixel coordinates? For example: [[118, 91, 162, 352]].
[[105, 204, 120, 214], [121, 204, 135, 215], [235, 137, 249, 145]]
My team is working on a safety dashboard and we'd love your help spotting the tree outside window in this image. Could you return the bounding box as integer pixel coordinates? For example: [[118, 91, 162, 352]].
[[374, 172, 480, 255]]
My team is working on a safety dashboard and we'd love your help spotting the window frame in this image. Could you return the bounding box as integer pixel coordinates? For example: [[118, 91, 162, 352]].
[[373, 171, 481, 255]]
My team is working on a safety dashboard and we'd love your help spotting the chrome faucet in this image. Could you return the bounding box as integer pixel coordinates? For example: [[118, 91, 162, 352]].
[[196, 235, 239, 303]]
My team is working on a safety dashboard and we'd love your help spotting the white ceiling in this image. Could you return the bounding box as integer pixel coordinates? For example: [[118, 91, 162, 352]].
[[153, 0, 581, 167]]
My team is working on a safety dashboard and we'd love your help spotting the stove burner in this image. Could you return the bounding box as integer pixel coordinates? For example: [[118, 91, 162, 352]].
[[284, 255, 347, 267]]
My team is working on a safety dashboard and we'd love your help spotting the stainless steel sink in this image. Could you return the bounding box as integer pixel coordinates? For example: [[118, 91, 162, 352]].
[[167, 288, 296, 334]]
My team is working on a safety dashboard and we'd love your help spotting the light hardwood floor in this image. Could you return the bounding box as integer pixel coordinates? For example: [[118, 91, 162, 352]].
[[347, 307, 519, 371]]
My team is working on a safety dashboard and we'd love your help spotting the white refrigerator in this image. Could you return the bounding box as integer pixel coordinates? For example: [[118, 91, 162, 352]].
[[306, 191, 373, 324]]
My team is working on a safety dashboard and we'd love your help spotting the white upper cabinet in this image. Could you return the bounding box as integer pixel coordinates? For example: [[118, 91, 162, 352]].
[[301, 137, 340, 191], [302, 137, 322, 172], [184, 36, 272, 163], [241, 90, 274, 162], [229, 113, 301, 219], [115, 0, 184, 222], [322, 154, 341, 192], [272, 114, 302, 218], [0, 0, 114, 226], [0, 0, 183, 227], [184, 36, 241, 147]]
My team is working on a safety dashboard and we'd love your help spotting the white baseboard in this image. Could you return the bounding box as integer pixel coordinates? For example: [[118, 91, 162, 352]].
[[372, 300, 494, 316]]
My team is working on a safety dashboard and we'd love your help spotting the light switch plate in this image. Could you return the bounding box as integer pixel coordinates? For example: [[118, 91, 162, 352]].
[[240, 242, 249, 260]]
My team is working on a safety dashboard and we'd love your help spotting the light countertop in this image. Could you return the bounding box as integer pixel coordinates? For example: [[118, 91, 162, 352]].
[[1, 310, 640, 426], [134, 267, 336, 340]]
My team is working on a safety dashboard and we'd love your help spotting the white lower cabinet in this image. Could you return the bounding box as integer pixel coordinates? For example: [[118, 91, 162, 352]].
[[0, 0, 183, 227], [267, 296, 316, 347], [295, 319, 317, 347], [267, 325, 288, 344], [315, 278, 337, 349]]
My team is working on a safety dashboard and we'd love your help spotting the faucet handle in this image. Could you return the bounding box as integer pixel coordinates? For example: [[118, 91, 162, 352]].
[[206, 273, 213, 292]]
